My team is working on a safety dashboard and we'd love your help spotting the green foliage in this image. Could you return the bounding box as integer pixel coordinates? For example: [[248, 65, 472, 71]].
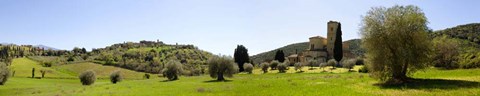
[[67, 56, 75, 62], [458, 52, 480, 69], [162, 60, 182, 81], [342, 59, 355, 72], [354, 57, 364, 65], [431, 23, 480, 44], [42, 61, 53, 67], [307, 59, 318, 70], [277, 62, 288, 73], [327, 59, 337, 68], [88, 41, 212, 74], [334, 23, 343, 62], [79, 70, 96, 85], [260, 62, 269, 73], [0, 62, 9, 85], [347, 39, 365, 57], [208, 56, 238, 81], [269, 60, 280, 70], [360, 5, 432, 83], [319, 62, 328, 71], [274, 50, 285, 62], [432, 35, 460, 69], [358, 66, 369, 73], [40, 69, 48, 78], [294, 62, 304, 72], [243, 63, 253, 74], [234, 45, 250, 72], [110, 70, 122, 84], [144, 74, 150, 79]]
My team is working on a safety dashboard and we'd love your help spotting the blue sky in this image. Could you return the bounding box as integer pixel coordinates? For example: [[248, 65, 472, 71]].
[[1, 0, 479, 55]]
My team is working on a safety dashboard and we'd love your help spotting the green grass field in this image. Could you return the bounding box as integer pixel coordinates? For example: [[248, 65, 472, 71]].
[[1, 58, 479, 96]]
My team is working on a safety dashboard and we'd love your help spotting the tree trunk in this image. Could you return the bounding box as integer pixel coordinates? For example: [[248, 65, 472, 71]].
[[217, 73, 224, 81]]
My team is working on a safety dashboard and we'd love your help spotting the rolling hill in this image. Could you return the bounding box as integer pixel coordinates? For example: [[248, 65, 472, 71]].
[[431, 23, 480, 47], [250, 42, 309, 64], [250, 39, 364, 64], [9, 58, 148, 79]]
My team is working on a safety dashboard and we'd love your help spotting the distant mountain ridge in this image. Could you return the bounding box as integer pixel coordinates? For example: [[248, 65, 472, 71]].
[[0, 43, 60, 50], [34, 45, 60, 50]]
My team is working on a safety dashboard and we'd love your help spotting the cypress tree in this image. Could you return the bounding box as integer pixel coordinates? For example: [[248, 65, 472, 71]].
[[333, 23, 343, 66]]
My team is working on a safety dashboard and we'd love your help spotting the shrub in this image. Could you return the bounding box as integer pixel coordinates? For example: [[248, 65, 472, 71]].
[[110, 70, 122, 84], [294, 62, 304, 72], [432, 35, 460, 69], [243, 63, 254, 74], [79, 70, 96, 85], [32, 68, 35, 78], [40, 69, 47, 78], [0, 62, 9, 85], [307, 59, 318, 70], [359, 66, 369, 73], [319, 63, 328, 72], [42, 62, 53, 67], [342, 59, 356, 72], [144, 73, 150, 79], [67, 56, 75, 62], [277, 62, 288, 73], [355, 58, 364, 65], [260, 62, 269, 73], [270, 60, 280, 70], [327, 59, 337, 68], [162, 60, 182, 81], [208, 56, 238, 81]]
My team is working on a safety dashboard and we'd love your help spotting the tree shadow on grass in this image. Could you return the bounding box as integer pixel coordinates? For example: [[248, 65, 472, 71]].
[[160, 79, 178, 82], [203, 80, 232, 83], [376, 78, 480, 90]]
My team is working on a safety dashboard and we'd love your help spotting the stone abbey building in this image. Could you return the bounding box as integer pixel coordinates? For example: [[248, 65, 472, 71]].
[[287, 21, 351, 65]]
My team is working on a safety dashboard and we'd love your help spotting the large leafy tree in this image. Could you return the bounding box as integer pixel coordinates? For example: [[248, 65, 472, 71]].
[[234, 45, 249, 72], [274, 50, 285, 63], [333, 23, 343, 64], [208, 56, 238, 81], [360, 5, 432, 83], [432, 35, 460, 69]]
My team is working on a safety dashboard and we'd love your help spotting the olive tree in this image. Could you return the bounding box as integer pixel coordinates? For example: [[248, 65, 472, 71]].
[[307, 59, 317, 70], [294, 62, 304, 72], [243, 63, 254, 74], [360, 5, 432, 83], [259, 62, 269, 73], [110, 70, 122, 84], [319, 62, 327, 72], [269, 60, 280, 70], [208, 56, 238, 81], [327, 59, 337, 69], [162, 60, 182, 81], [342, 59, 355, 72], [0, 62, 9, 85], [277, 62, 288, 73], [79, 70, 96, 85]]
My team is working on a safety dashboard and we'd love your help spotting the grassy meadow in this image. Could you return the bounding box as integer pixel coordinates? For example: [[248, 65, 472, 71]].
[[1, 58, 479, 96]]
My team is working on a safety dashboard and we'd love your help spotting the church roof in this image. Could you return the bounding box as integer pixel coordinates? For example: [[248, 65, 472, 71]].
[[309, 36, 326, 39]]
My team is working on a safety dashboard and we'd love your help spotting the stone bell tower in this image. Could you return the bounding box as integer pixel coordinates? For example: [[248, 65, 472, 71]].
[[327, 21, 339, 59]]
